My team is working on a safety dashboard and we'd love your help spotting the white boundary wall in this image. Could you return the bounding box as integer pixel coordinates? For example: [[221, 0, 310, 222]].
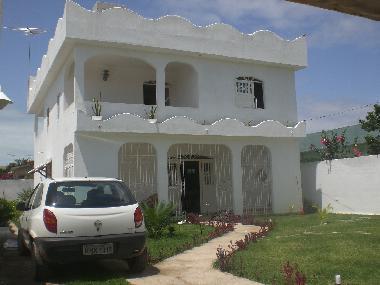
[[301, 155, 380, 215], [0, 179, 33, 201]]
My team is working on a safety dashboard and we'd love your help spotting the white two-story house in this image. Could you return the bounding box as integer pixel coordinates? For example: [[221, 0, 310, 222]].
[[28, 1, 307, 215]]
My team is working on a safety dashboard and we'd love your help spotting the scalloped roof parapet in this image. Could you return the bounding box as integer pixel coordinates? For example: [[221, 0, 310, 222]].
[[64, 1, 306, 67]]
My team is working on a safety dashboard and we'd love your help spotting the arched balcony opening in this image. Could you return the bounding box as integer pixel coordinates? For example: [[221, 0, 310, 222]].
[[165, 62, 198, 107], [84, 55, 157, 117]]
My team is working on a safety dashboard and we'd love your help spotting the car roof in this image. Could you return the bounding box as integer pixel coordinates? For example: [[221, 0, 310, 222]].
[[43, 177, 122, 183]]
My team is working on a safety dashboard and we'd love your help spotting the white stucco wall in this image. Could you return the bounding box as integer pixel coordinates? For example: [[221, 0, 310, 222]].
[[75, 45, 299, 125], [0, 179, 34, 201], [301, 156, 380, 215], [33, 61, 77, 185], [73, 133, 302, 214]]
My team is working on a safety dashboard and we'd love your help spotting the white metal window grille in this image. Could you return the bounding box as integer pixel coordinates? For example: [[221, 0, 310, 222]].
[[167, 144, 232, 214], [235, 77, 264, 109], [202, 162, 214, 185], [63, 144, 74, 177], [168, 163, 179, 187], [242, 145, 272, 215], [118, 143, 157, 202]]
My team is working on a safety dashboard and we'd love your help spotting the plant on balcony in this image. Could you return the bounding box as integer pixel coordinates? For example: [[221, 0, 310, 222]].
[[91, 92, 102, 120], [145, 105, 157, 123]]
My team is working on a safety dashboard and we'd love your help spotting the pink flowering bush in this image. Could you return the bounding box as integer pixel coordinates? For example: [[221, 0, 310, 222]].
[[352, 144, 362, 157], [310, 130, 351, 161]]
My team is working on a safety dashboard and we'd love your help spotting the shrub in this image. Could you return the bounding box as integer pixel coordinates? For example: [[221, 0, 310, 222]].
[[215, 219, 273, 271], [17, 187, 34, 203], [141, 201, 175, 239], [310, 130, 351, 161], [0, 199, 19, 226], [282, 261, 307, 285]]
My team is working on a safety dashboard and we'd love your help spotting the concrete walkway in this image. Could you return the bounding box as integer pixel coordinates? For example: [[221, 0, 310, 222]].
[[128, 224, 263, 285]]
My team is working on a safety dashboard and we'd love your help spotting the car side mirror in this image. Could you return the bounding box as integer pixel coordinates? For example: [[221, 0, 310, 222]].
[[16, 202, 27, 211]]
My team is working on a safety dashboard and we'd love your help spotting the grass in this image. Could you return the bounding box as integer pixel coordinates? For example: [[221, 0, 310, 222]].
[[147, 223, 214, 263], [226, 213, 380, 285], [65, 223, 213, 285]]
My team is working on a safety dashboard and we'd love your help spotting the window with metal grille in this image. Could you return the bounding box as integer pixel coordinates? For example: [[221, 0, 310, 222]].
[[202, 162, 214, 185], [235, 77, 264, 109]]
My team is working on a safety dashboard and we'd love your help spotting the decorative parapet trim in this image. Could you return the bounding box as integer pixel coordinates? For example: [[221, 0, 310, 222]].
[[77, 111, 306, 138], [65, 1, 306, 67]]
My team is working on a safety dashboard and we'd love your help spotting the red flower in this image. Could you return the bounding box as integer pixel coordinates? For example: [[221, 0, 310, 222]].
[[352, 146, 362, 157], [336, 136, 344, 143]]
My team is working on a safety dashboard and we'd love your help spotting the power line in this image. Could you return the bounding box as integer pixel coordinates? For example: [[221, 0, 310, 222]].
[[302, 101, 379, 122]]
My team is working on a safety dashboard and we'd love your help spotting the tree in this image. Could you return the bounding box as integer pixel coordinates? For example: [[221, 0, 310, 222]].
[[359, 104, 380, 155]]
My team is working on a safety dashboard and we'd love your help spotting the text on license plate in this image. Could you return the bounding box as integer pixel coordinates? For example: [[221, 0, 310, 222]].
[[83, 243, 114, 255]]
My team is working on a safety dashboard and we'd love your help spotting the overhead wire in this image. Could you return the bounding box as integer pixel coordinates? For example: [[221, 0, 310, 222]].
[[301, 101, 380, 122]]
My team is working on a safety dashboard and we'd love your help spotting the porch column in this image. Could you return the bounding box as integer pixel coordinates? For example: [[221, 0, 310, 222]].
[[155, 65, 166, 115], [156, 142, 169, 203], [231, 144, 243, 215]]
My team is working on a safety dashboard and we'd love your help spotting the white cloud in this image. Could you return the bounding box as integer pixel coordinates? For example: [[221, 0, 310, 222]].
[[0, 106, 33, 165], [158, 0, 318, 28], [309, 16, 380, 48], [152, 0, 380, 48]]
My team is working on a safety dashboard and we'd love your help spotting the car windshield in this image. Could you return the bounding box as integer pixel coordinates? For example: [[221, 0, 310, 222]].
[[45, 181, 136, 208]]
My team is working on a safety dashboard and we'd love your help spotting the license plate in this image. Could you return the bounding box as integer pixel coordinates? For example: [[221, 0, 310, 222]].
[[83, 243, 113, 256]]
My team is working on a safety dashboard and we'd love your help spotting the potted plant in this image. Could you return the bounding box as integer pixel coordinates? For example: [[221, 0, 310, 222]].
[[92, 92, 102, 121], [145, 105, 157, 123]]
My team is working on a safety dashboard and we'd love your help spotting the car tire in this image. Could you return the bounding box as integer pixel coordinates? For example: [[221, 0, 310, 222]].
[[17, 231, 29, 256], [127, 248, 148, 273], [31, 241, 50, 282]]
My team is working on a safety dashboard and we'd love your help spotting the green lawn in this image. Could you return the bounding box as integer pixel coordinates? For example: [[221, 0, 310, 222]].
[[147, 223, 214, 263], [65, 223, 213, 285], [226, 214, 380, 285]]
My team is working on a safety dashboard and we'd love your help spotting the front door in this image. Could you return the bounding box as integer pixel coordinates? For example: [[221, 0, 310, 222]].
[[181, 161, 200, 213]]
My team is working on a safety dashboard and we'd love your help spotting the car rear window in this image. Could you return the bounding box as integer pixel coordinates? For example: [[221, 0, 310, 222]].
[[45, 181, 136, 208]]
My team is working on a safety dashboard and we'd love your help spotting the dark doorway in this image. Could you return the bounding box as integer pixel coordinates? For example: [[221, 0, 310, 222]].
[[181, 161, 200, 213], [143, 82, 156, 105]]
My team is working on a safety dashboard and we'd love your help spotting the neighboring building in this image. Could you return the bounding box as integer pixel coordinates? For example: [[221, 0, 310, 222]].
[[10, 160, 34, 179], [28, 1, 307, 215]]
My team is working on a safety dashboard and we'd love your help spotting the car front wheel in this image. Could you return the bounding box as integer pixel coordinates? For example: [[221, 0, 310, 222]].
[[127, 248, 148, 273]]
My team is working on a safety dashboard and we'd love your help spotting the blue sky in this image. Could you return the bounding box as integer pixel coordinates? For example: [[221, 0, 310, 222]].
[[0, 0, 379, 164]]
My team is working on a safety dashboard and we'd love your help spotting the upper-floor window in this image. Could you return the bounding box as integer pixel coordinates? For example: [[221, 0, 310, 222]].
[[235, 77, 264, 109]]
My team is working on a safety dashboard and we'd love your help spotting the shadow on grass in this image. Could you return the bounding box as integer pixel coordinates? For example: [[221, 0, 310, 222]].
[[48, 259, 160, 284]]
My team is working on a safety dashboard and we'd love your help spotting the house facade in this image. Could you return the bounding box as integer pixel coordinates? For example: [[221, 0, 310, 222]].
[[28, 1, 307, 215]]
